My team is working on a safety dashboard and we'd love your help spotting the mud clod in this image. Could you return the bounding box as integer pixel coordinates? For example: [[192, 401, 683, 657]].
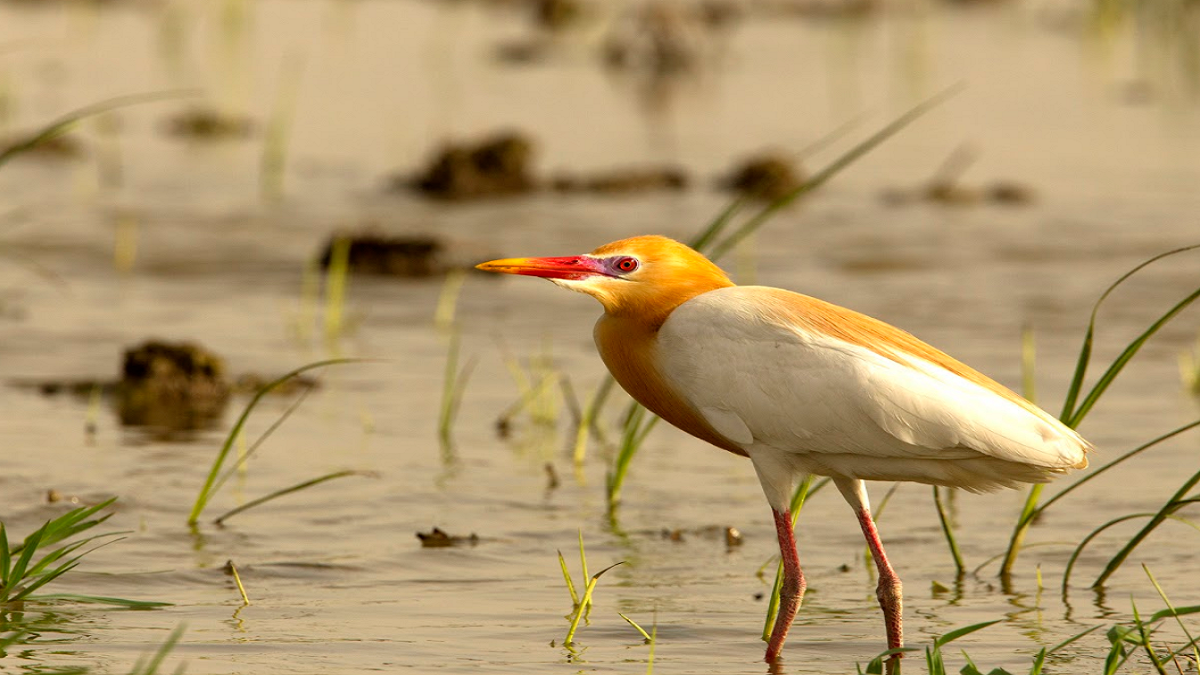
[[317, 233, 497, 277], [551, 165, 689, 194], [409, 131, 537, 200], [165, 107, 255, 140], [118, 340, 231, 429], [721, 152, 805, 200]]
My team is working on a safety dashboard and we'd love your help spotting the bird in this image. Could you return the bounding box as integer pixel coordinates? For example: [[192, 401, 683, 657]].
[[476, 235, 1092, 663]]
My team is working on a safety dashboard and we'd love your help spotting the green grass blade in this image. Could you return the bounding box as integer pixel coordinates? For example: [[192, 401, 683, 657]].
[[1092, 470, 1200, 588], [557, 550, 579, 606], [9, 560, 81, 603], [933, 619, 1001, 648], [618, 612, 652, 642], [128, 624, 186, 675], [0, 91, 191, 169], [706, 85, 964, 261], [14, 498, 118, 556], [210, 387, 314, 494], [26, 593, 173, 608], [1062, 512, 1165, 592], [564, 561, 624, 645], [188, 358, 361, 524], [1067, 285, 1200, 428], [932, 486, 965, 575], [1059, 243, 1200, 422], [1143, 564, 1200, 667], [212, 470, 366, 525], [1, 523, 10, 589], [689, 196, 746, 253], [1038, 420, 1200, 519], [9, 525, 47, 588], [606, 405, 658, 509]]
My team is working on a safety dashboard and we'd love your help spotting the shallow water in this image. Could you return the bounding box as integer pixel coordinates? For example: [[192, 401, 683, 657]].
[[1, 0, 1199, 673]]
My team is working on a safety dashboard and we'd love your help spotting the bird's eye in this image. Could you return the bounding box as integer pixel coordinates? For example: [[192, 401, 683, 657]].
[[614, 256, 639, 273]]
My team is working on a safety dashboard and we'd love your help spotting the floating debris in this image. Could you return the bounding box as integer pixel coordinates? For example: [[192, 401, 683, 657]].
[[315, 232, 498, 277], [416, 527, 480, 548], [551, 165, 689, 193], [406, 131, 537, 200], [724, 526, 743, 548], [721, 152, 805, 200]]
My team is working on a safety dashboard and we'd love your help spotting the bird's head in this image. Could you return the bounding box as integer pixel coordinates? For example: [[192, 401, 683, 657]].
[[477, 235, 734, 325]]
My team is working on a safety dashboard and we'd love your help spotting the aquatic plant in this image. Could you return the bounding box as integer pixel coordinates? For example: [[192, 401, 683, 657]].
[[188, 359, 364, 526], [999, 244, 1200, 578], [438, 330, 476, 459], [0, 498, 168, 608], [558, 531, 623, 647]]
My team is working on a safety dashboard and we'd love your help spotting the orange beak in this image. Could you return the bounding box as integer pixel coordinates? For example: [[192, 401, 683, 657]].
[[475, 256, 607, 281]]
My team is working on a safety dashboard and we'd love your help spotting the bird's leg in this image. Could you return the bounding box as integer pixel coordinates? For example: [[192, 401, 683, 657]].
[[834, 477, 903, 657], [764, 507, 806, 663], [855, 506, 903, 653]]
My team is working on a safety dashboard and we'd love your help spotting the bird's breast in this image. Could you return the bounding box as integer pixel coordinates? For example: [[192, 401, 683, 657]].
[[594, 313, 748, 457]]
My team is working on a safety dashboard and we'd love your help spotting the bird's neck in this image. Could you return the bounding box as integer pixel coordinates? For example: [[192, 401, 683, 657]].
[[594, 303, 748, 458], [597, 277, 734, 331]]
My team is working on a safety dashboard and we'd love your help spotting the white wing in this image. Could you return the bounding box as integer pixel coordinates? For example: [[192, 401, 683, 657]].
[[656, 287, 1088, 482]]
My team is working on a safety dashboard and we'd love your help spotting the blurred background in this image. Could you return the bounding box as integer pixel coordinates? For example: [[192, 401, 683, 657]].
[[1, 0, 1198, 673]]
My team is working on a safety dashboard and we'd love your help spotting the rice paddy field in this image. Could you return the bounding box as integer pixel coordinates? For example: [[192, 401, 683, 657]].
[[1, 0, 1199, 673]]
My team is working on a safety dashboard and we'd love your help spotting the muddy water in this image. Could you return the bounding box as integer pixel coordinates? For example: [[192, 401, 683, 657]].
[[2, 0, 1199, 673]]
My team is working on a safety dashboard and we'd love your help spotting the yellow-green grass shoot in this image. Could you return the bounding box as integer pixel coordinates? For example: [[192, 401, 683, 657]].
[[438, 331, 477, 457], [228, 561, 250, 606], [1180, 334, 1200, 395], [1, 498, 169, 608], [434, 268, 467, 333], [1000, 243, 1200, 578], [212, 470, 371, 525], [605, 404, 659, 510], [188, 359, 362, 525], [260, 54, 304, 202], [559, 531, 625, 646], [619, 612, 653, 643], [322, 237, 351, 348]]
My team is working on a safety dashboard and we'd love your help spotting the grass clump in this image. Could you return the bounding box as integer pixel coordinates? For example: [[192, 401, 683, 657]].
[[558, 531, 624, 648], [1, 498, 169, 608], [188, 359, 366, 526], [1000, 244, 1200, 579]]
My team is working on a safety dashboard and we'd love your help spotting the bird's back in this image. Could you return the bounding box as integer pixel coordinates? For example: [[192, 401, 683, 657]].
[[644, 286, 1091, 491]]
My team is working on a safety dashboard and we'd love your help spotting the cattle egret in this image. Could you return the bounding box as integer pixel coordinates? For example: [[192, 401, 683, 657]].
[[477, 235, 1091, 663]]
